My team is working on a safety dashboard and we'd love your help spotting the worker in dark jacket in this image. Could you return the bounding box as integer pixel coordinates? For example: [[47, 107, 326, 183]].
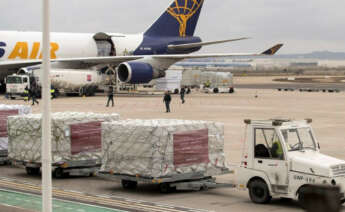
[[163, 91, 172, 113], [180, 86, 186, 104], [30, 86, 39, 106], [106, 86, 114, 107]]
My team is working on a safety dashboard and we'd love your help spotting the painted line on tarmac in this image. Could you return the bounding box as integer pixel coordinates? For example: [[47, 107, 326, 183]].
[[0, 188, 126, 212], [0, 177, 210, 212]]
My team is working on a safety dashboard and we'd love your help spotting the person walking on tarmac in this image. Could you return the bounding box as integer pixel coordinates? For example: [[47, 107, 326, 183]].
[[163, 91, 172, 113], [30, 85, 39, 106], [106, 86, 114, 107], [180, 86, 186, 104]]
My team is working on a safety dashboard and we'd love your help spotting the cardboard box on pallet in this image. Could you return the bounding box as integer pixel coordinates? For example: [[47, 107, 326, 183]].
[[101, 119, 228, 178], [8, 112, 120, 165]]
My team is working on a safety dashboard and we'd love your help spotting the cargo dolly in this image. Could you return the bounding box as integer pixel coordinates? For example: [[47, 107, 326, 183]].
[[99, 168, 235, 193], [13, 159, 101, 178]]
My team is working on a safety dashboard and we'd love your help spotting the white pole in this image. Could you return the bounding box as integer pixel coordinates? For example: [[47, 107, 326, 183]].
[[42, 0, 52, 211]]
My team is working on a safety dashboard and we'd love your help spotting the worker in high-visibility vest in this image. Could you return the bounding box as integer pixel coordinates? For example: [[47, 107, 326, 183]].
[[272, 140, 284, 159], [204, 80, 211, 88], [50, 86, 55, 99], [23, 86, 29, 102]]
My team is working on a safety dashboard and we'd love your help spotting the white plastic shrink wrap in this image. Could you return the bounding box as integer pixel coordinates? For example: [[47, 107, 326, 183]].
[[101, 119, 228, 178], [8, 112, 120, 164], [0, 105, 32, 151]]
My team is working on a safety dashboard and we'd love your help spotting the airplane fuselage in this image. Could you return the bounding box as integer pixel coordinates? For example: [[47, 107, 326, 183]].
[[0, 31, 139, 61], [0, 31, 201, 61], [0, 31, 201, 81]]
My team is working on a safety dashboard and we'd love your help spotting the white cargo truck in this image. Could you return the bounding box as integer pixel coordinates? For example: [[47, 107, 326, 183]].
[[200, 72, 234, 94], [155, 70, 183, 94], [6, 67, 104, 98], [237, 119, 345, 206]]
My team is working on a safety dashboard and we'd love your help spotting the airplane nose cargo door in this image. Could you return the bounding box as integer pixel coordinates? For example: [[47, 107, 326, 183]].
[[93, 32, 116, 56], [93, 32, 118, 87]]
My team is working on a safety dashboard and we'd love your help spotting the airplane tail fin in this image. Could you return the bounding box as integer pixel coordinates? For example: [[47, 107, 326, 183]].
[[261, 44, 284, 55], [145, 0, 205, 37]]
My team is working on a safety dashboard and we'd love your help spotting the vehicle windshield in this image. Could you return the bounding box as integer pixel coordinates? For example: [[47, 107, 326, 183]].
[[7, 76, 22, 84], [281, 127, 316, 151]]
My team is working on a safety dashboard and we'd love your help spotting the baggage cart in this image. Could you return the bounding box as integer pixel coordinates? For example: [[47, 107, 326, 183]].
[[99, 167, 235, 193]]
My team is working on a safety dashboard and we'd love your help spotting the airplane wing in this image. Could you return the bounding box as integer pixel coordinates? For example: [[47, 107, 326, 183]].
[[167, 37, 250, 51], [0, 60, 42, 69], [0, 56, 143, 69], [52, 55, 143, 66], [0, 44, 282, 69], [54, 43, 282, 65], [155, 44, 283, 60]]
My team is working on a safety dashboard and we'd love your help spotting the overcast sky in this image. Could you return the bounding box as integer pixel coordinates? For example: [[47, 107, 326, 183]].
[[1, 0, 344, 54]]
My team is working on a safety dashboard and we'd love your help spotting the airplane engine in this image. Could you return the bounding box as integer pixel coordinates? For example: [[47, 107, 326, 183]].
[[118, 62, 165, 84]]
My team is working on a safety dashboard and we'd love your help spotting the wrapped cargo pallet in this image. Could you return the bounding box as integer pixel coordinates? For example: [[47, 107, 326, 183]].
[[0, 104, 31, 163], [101, 119, 228, 178], [8, 112, 120, 166]]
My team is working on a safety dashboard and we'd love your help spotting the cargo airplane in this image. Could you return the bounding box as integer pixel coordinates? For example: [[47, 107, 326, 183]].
[[0, 0, 283, 91]]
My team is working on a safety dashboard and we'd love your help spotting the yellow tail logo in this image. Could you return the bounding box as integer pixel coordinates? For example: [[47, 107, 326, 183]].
[[167, 0, 204, 37]]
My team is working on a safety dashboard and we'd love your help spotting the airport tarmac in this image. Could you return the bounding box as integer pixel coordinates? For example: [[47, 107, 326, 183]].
[[0, 76, 345, 212]]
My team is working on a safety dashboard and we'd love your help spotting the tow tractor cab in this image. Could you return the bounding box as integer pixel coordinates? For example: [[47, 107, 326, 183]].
[[238, 119, 345, 204]]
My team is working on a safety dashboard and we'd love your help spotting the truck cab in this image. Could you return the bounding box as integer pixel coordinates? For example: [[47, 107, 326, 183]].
[[237, 119, 345, 205], [5, 74, 31, 99]]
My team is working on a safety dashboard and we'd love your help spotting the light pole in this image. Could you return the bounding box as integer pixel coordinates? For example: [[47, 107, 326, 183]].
[[41, 0, 52, 211]]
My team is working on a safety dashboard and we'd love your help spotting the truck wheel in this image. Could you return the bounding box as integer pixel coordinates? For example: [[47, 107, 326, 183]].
[[229, 88, 234, 93], [53, 168, 64, 179], [91, 86, 97, 96], [298, 191, 307, 209], [174, 89, 179, 94], [79, 87, 86, 96], [213, 88, 219, 93], [121, 180, 137, 189], [299, 186, 341, 211], [248, 179, 271, 204]]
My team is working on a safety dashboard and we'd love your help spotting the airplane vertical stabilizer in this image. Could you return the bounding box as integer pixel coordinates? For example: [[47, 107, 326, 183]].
[[145, 0, 204, 37]]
